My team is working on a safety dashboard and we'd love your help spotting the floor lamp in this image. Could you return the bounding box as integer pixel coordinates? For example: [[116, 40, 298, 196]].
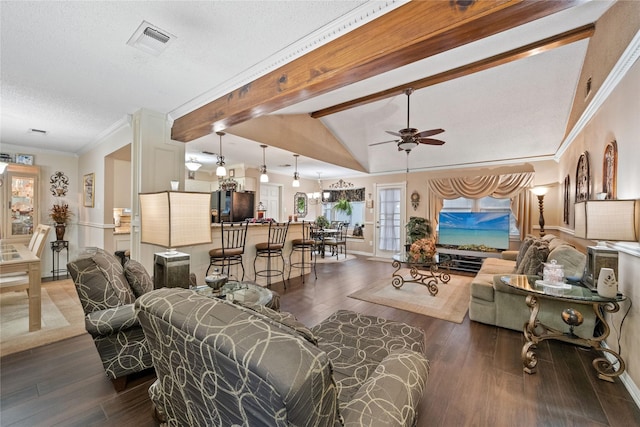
[[139, 191, 212, 288], [530, 186, 549, 236]]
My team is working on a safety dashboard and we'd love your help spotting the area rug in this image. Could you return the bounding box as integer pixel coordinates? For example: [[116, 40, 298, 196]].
[[0, 279, 85, 357], [315, 253, 357, 264], [348, 270, 472, 323]]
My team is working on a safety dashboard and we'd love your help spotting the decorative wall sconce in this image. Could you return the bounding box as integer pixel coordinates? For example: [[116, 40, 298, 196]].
[[410, 191, 420, 211], [50, 171, 69, 197]]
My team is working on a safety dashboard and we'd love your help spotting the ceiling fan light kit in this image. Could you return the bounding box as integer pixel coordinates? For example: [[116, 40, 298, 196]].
[[185, 157, 202, 171]]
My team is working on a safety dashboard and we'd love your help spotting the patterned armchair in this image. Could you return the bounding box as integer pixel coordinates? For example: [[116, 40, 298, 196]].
[[136, 288, 430, 426], [67, 248, 154, 390]]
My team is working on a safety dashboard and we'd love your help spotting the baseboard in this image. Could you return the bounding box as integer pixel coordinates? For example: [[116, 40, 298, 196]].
[[602, 342, 640, 409]]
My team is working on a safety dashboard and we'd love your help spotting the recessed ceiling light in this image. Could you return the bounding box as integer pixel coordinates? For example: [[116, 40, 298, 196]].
[[127, 20, 176, 56], [28, 128, 48, 135]]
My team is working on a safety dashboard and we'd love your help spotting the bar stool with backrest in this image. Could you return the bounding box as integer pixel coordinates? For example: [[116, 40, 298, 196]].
[[254, 221, 289, 289], [207, 221, 249, 280], [288, 220, 317, 283]]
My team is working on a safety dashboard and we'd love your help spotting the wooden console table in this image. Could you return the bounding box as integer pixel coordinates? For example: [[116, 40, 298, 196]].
[[391, 253, 451, 296]]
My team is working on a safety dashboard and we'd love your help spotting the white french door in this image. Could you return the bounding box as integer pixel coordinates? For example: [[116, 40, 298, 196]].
[[259, 183, 281, 222], [374, 183, 406, 258]]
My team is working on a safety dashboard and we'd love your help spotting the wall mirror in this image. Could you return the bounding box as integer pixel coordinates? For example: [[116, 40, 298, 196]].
[[294, 192, 308, 218]]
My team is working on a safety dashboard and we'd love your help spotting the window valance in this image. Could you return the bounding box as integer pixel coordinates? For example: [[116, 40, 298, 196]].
[[427, 172, 534, 200]]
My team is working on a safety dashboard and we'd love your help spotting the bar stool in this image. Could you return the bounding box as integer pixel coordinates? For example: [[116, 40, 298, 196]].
[[254, 221, 290, 288], [288, 220, 317, 283], [207, 221, 249, 280]]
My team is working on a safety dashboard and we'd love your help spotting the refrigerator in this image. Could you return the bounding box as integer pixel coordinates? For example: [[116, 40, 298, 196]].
[[211, 191, 255, 223]]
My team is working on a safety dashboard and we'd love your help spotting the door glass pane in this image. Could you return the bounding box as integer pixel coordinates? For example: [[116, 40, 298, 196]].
[[378, 188, 401, 252], [11, 175, 35, 236]]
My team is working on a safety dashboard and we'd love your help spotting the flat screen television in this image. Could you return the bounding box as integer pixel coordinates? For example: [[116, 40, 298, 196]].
[[438, 212, 510, 250]]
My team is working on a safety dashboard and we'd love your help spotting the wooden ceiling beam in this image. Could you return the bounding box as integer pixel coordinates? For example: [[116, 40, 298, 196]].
[[171, 0, 585, 143], [310, 24, 595, 118]]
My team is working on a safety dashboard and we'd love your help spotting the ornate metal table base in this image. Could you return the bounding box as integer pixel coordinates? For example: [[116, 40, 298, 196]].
[[391, 258, 451, 296], [522, 294, 625, 382]]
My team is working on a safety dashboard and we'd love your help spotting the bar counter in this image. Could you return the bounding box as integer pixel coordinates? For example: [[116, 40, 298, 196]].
[[190, 222, 305, 288]]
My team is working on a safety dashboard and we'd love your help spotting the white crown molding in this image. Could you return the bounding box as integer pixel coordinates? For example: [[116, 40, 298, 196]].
[[167, 0, 409, 123], [556, 29, 640, 160], [78, 114, 133, 155]]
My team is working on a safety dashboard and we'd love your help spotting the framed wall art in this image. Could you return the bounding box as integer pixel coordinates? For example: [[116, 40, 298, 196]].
[[15, 154, 34, 165], [83, 173, 95, 207], [563, 174, 570, 224], [602, 140, 617, 200], [575, 152, 590, 202]]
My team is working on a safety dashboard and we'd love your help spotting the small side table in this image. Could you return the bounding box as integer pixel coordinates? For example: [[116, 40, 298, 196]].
[[51, 240, 69, 280], [502, 274, 626, 382], [154, 251, 190, 289]]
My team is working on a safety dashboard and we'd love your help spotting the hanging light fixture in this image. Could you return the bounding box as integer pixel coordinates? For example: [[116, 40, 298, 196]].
[[185, 157, 202, 171], [292, 154, 300, 187], [215, 131, 227, 177], [259, 145, 269, 183]]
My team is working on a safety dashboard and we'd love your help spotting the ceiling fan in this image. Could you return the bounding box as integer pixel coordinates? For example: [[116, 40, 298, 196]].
[[369, 88, 445, 152]]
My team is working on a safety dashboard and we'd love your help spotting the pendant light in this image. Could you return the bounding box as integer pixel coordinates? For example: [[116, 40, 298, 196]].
[[185, 157, 202, 171], [215, 131, 227, 177], [259, 145, 269, 183], [292, 154, 300, 187]]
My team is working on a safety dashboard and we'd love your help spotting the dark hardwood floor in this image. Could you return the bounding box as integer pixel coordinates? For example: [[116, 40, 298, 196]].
[[2, 256, 639, 426]]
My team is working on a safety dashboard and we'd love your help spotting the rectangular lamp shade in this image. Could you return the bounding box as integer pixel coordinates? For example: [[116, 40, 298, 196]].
[[574, 200, 637, 241], [140, 191, 212, 249]]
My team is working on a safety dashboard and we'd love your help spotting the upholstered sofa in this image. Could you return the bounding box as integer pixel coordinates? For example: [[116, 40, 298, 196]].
[[469, 234, 597, 339], [136, 288, 430, 426], [68, 248, 155, 389]]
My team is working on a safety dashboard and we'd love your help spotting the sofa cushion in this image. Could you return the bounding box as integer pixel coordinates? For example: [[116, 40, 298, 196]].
[[124, 259, 154, 297], [515, 236, 537, 268], [515, 241, 549, 276], [90, 249, 136, 305], [471, 273, 498, 302], [478, 257, 516, 275], [548, 244, 586, 280]]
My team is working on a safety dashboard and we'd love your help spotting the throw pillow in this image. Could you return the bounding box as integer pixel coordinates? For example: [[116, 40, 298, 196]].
[[516, 236, 537, 268], [235, 302, 319, 345], [124, 259, 154, 297], [516, 241, 549, 276]]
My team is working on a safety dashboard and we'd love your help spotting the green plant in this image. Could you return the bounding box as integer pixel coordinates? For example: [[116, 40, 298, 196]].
[[316, 215, 330, 229], [405, 216, 432, 244], [333, 198, 353, 215]]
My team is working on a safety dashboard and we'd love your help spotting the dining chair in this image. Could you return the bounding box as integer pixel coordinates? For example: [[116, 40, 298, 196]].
[[254, 221, 290, 288], [288, 220, 317, 283], [324, 223, 347, 260], [0, 224, 51, 292], [206, 221, 249, 280]]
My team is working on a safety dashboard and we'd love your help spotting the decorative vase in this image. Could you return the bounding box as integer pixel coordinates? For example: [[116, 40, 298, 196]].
[[55, 223, 66, 241]]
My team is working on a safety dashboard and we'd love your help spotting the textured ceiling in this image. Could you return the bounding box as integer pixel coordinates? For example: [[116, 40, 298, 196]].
[[0, 1, 614, 179]]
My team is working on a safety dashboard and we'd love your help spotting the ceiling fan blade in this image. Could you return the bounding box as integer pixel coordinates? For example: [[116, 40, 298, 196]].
[[385, 130, 402, 137], [417, 138, 446, 146], [368, 139, 397, 147], [416, 128, 445, 138]]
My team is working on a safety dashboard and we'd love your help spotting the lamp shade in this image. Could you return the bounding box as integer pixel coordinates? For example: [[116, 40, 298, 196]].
[[574, 200, 637, 241], [140, 191, 212, 249]]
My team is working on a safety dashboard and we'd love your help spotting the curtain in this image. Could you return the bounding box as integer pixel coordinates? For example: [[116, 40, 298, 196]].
[[427, 172, 535, 240]]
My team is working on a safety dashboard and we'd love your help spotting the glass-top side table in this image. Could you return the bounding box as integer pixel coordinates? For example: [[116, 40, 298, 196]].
[[391, 253, 451, 296], [501, 274, 626, 382]]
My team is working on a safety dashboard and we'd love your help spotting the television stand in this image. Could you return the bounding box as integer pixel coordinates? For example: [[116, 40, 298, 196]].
[[437, 247, 502, 274]]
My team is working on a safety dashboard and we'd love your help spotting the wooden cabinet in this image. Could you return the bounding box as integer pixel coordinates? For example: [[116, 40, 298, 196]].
[[1, 164, 40, 242]]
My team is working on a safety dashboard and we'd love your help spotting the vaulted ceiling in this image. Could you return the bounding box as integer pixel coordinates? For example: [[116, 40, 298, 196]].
[[0, 1, 618, 179]]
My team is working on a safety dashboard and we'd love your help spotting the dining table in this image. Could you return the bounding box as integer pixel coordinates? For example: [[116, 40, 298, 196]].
[[312, 228, 338, 258], [0, 243, 41, 331]]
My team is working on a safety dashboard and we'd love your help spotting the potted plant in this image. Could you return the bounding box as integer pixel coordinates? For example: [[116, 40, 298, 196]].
[[405, 216, 432, 250], [315, 215, 330, 229], [49, 202, 73, 240], [334, 198, 353, 216]]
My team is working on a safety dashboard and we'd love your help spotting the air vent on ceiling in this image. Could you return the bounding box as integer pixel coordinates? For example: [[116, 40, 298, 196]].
[[202, 151, 216, 156], [127, 20, 176, 56], [28, 128, 48, 135]]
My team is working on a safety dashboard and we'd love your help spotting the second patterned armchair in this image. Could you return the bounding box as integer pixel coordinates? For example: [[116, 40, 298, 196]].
[[68, 248, 154, 390]]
